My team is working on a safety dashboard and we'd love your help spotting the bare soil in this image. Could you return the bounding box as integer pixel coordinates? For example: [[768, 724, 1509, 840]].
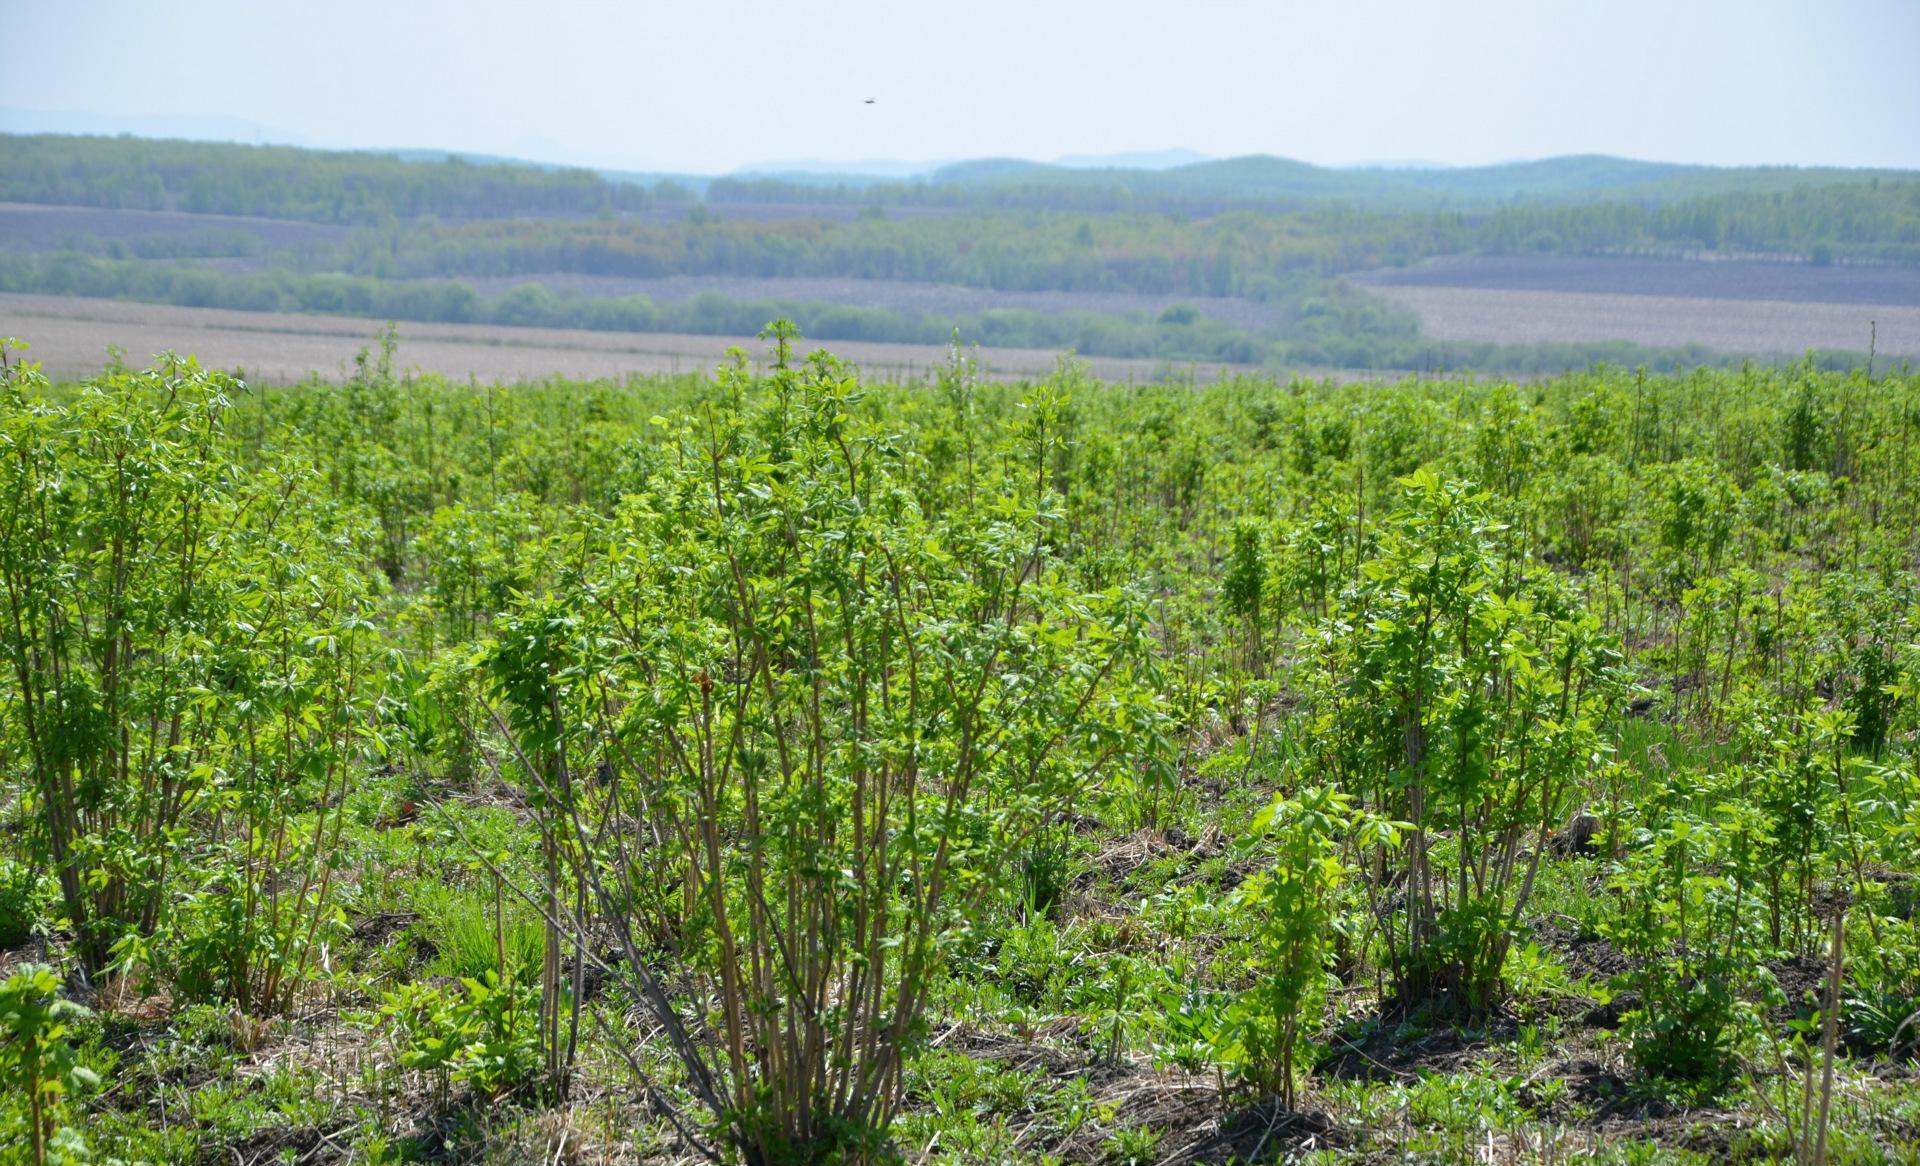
[[1356, 284, 1920, 358], [1351, 255, 1920, 307], [0, 293, 1256, 385]]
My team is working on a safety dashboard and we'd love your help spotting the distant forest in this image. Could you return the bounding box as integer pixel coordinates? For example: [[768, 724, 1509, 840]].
[[0, 135, 671, 222], [3, 134, 1915, 372], [315, 196, 1920, 294]]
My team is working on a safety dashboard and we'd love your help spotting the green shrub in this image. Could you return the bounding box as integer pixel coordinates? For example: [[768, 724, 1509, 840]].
[[376, 971, 543, 1100], [1307, 470, 1628, 1014], [478, 328, 1170, 1162], [0, 859, 46, 949], [1213, 786, 1395, 1106], [1605, 810, 1759, 1087], [0, 351, 379, 1003], [0, 965, 100, 1166]]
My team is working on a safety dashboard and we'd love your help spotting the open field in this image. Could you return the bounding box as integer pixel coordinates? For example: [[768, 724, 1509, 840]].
[[1356, 284, 1920, 358], [1353, 254, 1920, 305], [0, 201, 350, 251], [0, 200, 953, 250], [1350, 254, 1920, 358], [0, 292, 1257, 383]]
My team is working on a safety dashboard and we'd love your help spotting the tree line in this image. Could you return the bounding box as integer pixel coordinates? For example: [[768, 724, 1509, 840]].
[[0, 134, 663, 224]]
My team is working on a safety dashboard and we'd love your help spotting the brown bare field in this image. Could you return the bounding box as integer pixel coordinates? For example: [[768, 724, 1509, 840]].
[[1352, 254, 1920, 306], [0, 293, 1254, 384], [1360, 285, 1920, 358], [0, 201, 348, 251]]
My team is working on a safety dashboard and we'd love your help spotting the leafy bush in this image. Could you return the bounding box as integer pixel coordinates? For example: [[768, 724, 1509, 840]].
[[0, 354, 248, 970], [376, 972, 543, 1100], [478, 328, 1169, 1162], [1306, 470, 1627, 1014], [0, 348, 381, 1015], [0, 965, 100, 1166], [1214, 786, 1396, 1106], [0, 858, 46, 949], [1605, 811, 1758, 1086]]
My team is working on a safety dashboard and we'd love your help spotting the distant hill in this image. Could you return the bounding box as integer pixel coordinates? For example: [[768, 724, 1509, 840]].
[[1054, 148, 1215, 170], [3, 133, 1914, 227], [379, 148, 710, 193], [728, 149, 1215, 183], [917, 153, 1912, 207], [0, 134, 664, 222], [927, 158, 1057, 185], [733, 158, 951, 181]]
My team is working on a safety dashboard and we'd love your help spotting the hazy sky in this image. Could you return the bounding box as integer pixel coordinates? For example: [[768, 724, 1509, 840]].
[[7, 0, 1917, 173]]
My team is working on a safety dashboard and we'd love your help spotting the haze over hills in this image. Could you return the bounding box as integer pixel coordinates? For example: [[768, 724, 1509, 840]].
[[731, 149, 1215, 181], [733, 158, 955, 181], [913, 153, 1920, 208]]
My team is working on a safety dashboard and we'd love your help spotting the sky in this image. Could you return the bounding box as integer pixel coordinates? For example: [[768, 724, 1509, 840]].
[[5, 0, 1918, 174]]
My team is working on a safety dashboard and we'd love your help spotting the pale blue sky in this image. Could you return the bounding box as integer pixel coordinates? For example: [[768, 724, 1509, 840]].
[[6, 0, 1917, 173]]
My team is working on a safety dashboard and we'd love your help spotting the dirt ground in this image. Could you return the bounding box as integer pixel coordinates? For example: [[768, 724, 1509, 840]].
[[0, 293, 1257, 385], [1358, 284, 1920, 359], [1351, 254, 1920, 307]]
